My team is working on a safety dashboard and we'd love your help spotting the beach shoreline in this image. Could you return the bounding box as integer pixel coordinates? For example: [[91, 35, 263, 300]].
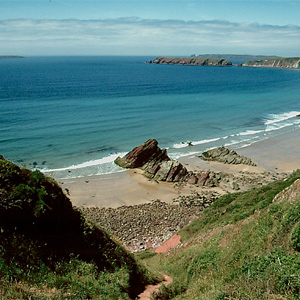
[[59, 127, 300, 209], [57, 128, 300, 252]]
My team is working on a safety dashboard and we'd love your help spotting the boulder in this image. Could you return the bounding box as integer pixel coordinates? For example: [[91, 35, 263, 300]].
[[174, 167, 189, 182], [154, 161, 173, 181], [187, 174, 199, 185], [198, 172, 210, 186], [166, 161, 185, 182]]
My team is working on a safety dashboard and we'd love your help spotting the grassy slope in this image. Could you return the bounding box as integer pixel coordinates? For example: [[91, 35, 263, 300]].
[[0, 156, 157, 299], [142, 171, 300, 299]]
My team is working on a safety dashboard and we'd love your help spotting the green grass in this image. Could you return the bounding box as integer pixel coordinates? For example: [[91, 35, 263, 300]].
[[0, 260, 132, 299], [0, 156, 157, 299], [142, 171, 300, 299]]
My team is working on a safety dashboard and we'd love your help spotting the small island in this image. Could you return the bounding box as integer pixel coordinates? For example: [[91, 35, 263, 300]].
[[0, 55, 25, 59], [146, 56, 232, 66], [147, 55, 300, 69]]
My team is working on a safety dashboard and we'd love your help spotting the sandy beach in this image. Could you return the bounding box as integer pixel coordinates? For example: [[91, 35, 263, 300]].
[[59, 128, 300, 209]]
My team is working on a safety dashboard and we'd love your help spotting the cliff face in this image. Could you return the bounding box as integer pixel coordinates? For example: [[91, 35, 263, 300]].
[[243, 57, 300, 69], [147, 56, 232, 66]]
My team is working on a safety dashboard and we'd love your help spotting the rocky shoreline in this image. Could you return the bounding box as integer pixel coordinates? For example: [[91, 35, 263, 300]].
[[77, 140, 286, 252]]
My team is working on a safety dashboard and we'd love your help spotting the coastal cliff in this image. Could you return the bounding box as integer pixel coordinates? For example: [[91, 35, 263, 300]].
[[147, 56, 232, 66], [243, 57, 300, 69]]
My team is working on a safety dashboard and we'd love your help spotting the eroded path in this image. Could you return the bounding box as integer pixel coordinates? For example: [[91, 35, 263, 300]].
[[137, 233, 180, 299], [137, 273, 172, 300]]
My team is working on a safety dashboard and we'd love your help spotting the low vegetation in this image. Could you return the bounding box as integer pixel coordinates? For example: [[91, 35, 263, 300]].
[[141, 171, 300, 299], [0, 155, 157, 299], [3, 153, 300, 299]]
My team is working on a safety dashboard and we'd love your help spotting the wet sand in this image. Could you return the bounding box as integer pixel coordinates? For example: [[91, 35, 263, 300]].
[[238, 128, 300, 173]]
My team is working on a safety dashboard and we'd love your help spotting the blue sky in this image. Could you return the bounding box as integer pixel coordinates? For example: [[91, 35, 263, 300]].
[[1, 0, 300, 56]]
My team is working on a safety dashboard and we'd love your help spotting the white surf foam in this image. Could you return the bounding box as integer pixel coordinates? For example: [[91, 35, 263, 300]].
[[237, 129, 264, 136], [42, 152, 127, 173], [266, 121, 300, 132], [173, 137, 222, 149], [264, 111, 300, 125]]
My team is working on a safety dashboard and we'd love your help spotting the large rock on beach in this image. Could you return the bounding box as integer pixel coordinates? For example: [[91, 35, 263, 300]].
[[115, 139, 224, 186], [115, 139, 189, 183], [114, 138, 169, 168], [200, 146, 256, 166]]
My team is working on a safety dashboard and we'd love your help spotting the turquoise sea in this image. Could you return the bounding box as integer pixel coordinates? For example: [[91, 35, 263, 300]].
[[1, 56, 300, 179]]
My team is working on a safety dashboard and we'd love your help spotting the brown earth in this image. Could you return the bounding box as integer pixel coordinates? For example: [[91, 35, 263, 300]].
[[155, 233, 181, 254]]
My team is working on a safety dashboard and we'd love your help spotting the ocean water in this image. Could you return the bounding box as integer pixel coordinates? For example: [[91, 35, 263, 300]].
[[1, 56, 300, 179]]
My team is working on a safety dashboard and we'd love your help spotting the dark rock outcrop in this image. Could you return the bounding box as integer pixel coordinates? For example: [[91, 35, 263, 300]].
[[115, 138, 169, 168], [115, 139, 223, 186], [147, 56, 232, 66], [200, 146, 256, 166], [115, 139, 189, 182]]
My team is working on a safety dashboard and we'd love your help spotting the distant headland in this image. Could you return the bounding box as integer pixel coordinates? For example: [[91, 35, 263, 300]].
[[193, 54, 276, 61], [243, 57, 300, 69], [147, 56, 232, 66], [0, 55, 25, 59], [146, 55, 300, 69]]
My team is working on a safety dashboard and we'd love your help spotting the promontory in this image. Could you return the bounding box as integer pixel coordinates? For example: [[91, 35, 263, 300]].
[[146, 56, 232, 66], [243, 57, 300, 69]]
